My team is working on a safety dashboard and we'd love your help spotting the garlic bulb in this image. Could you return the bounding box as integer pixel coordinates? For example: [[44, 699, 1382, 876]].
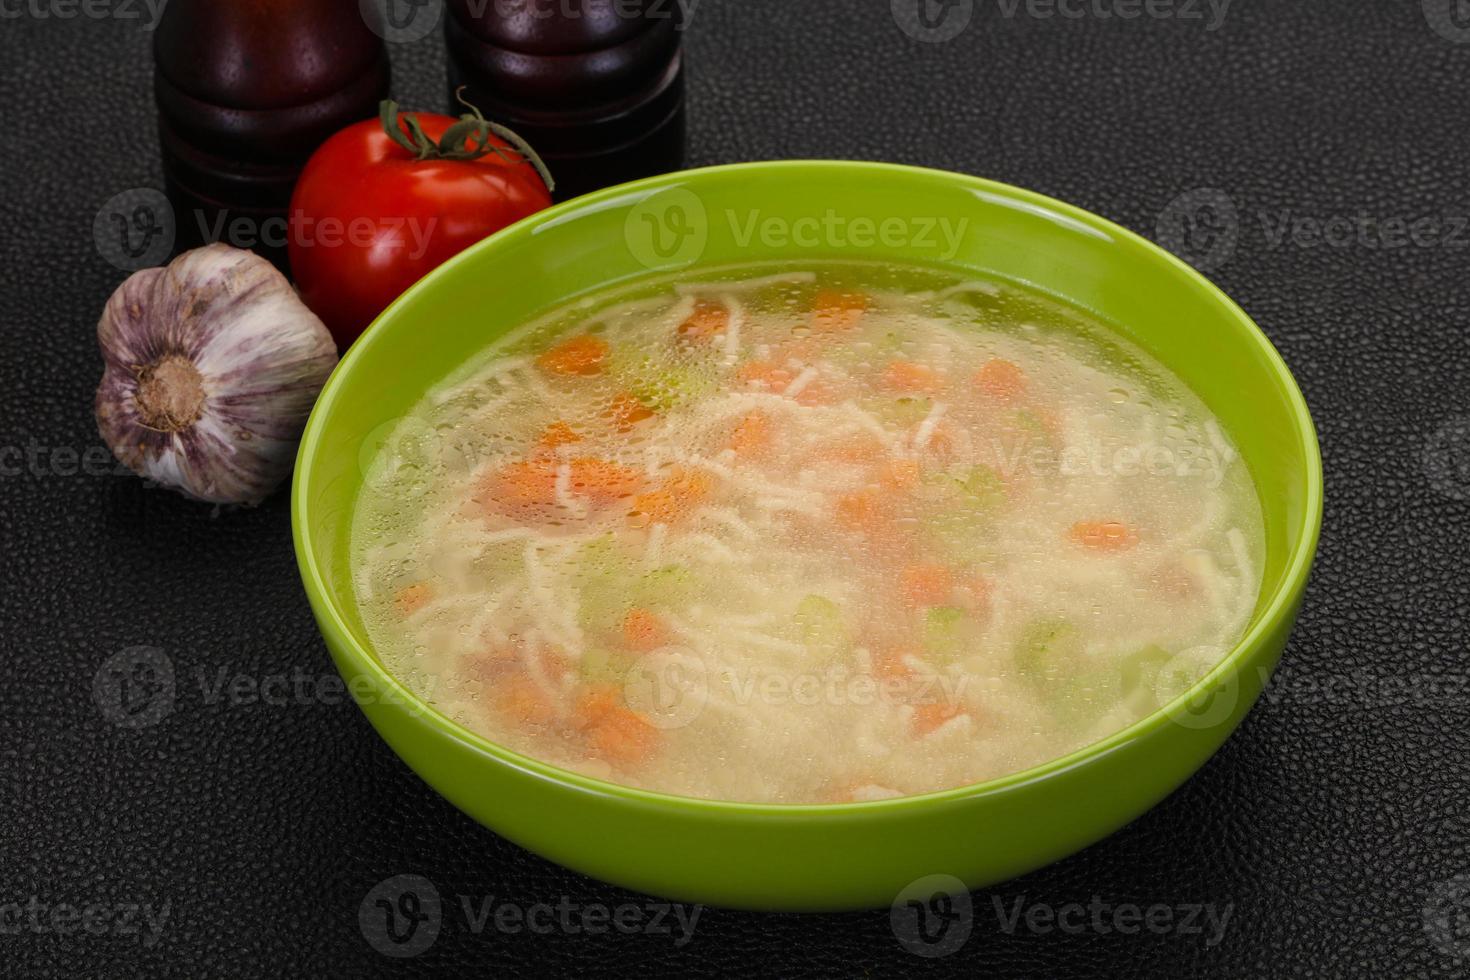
[[95, 244, 339, 505]]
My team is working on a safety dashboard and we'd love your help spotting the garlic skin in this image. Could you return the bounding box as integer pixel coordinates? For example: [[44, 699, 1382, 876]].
[[95, 244, 339, 505]]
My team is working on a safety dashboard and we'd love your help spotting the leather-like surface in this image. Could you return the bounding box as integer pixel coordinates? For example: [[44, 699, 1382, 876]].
[[3, 1, 1468, 976]]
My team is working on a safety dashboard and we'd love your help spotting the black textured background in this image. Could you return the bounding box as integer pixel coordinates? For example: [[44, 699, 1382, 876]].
[[4, 1, 1470, 977]]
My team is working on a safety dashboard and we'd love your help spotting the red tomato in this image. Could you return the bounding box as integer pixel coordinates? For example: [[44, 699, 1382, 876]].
[[289, 108, 553, 349]]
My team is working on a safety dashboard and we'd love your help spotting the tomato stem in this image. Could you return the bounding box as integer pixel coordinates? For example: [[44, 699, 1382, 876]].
[[377, 92, 556, 194]]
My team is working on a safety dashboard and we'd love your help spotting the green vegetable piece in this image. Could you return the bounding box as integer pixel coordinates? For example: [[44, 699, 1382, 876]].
[[1050, 669, 1121, 730], [473, 540, 525, 578], [579, 648, 632, 684], [959, 465, 1006, 509], [610, 348, 716, 411], [577, 533, 622, 566], [925, 464, 1005, 510], [918, 511, 998, 563], [922, 606, 972, 663], [889, 396, 933, 425], [793, 594, 849, 660], [578, 580, 629, 633], [1118, 644, 1173, 693], [574, 535, 636, 629], [1014, 618, 1081, 686], [1012, 408, 1057, 449], [633, 564, 697, 607]]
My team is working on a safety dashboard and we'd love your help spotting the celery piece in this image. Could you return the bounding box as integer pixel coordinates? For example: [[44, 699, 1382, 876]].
[[1050, 669, 1121, 729], [1011, 408, 1057, 450], [578, 578, 630, 633], [610, 348, 716, 411], [1118, 644, 1173, 693], [574, 535, 633, 629], [633, 564, 697, 608], [918, 512, 997, 563], [861, 395, 933, 427], [959, 465, 1006, 509], [1116, 644, 1176, 714], [470, 540, 525, 579], [1014, 619, 1081, 686], [889, 396, 934, 425], [579, 648, 632, 684], [793, 594, 849, 660], [922, 605, 971, 663]]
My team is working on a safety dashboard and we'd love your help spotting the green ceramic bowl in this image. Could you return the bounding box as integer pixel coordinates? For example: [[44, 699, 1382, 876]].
[[292, 161, 1322, 912]]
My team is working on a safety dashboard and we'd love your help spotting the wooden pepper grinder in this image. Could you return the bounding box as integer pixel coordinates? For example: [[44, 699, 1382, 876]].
[[153, 0, 391, 269], [445, 0, 686, 201]]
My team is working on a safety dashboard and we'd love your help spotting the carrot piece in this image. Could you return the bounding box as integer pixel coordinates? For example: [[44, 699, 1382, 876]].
[[879, 458, 922, 490], [1070, 520, 1139, 551], [873, 647, 917, 683], [822, 435, 883, 465], [394, 582, 432, 616], [607, 391, 654, 431], [475, 458, 559, 509], [464, 645, 519, 683], [541, 648, 574, 682], [478, 456, 644, 511], [588, 710, 657, 767], [677, 299, 730, 341], [573, 682, 623, 728], [900, 563, 953, 608], [629, 466, 713, 526], [770, 336, 822, 364], [567, 457, 644, 502], [493, 674, 558, 727], [835, 487, 885, 532], [630, 490, 675, 527], [729, 410, 772, 457], [810, 289, 869, 332], [912, 701, 965, 737], [957, 575, 991, 613], [975, 358, 1026, 400], [913, 417, 958, 460], [881, 360, 943, 394], [536, 421, 581, 450], [791, 378, 838, 406], [537, 335, 609, 376], [621, 607, 669, 652], [736, 360, 795, 390]]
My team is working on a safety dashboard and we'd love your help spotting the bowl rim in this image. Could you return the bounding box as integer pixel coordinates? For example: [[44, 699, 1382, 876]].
[[292, 159, 1324, 816]]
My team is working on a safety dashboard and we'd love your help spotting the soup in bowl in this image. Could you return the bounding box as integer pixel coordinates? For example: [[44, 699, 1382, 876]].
[[293, 162, 1321, 909]]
